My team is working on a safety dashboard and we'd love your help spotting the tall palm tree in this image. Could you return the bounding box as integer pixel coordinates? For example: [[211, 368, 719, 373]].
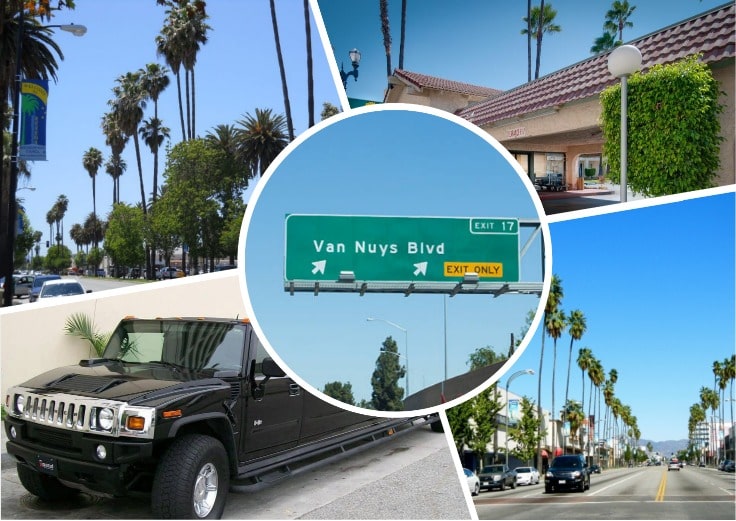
[[50, 194, 68, 247], [537, 274, 563, 473], [590, 31, 617, 54], [576, 346, 593, 447], [69, 223, 84, 252], [380, 0, 392, 78], [699, 386, 719, 466], [564, 310, 586, 452], [101, 111, 128, 204], [303, 0, 314, 128], [139, 116, 170, 203], [269, 0, 294, 141], [156, 12, 186, 140], [589, 357, 605, 463], [525, 0, 532, 82], [139, 63, 170, 203], [546, 307, 566, 452], [604, 0, 636, 44], [105, 155, 127, 205], [82, 147, 103, 250], [398, 0, 407, 69], [725, 355, 736, 444], [521, 2, 561, 80], [235, 108, 289, 179]]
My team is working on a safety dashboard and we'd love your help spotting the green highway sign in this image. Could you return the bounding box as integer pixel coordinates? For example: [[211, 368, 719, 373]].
[[284, 214, 520, 283]]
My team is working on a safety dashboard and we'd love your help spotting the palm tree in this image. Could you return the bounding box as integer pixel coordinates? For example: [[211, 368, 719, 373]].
[[139, 116, 170, 203], [139, 63, 170, 203], [521, 2, 561, 80], [525, 0, 532, 82], [269, 0, 294, 141], [576, 347, 593, 444], [82, 147, 103, 250], [380, 0, 392, 78], [105, 155, 127, 205], [591, 31, 617, 54], [564, 310, 586, 452], [537, 274, 563, 473], [101, 111, 128, 204], [589, 357, 605, 462], [235, 108, 289, 179], [156, 11, 186, 140], [546, 307, 566, 452], [398, 0, 407, 69], [69, 223, 84, 252], [303, 0, 314, 128], [725, 355, 736, 445], [604, 0, 636, 44], [53, 194, 69, 247], [699, 386, 719, 466]]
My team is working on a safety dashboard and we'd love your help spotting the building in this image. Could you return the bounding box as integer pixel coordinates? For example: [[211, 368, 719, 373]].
[[385, 3, 735, 192]]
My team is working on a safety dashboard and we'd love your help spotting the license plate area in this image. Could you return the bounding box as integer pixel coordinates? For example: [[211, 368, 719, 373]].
[[36, 454, 58, 476], [558, 479, 566, 484]]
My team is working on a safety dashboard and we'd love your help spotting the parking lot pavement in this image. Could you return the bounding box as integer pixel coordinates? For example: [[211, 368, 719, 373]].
[[2, 425, 471, 519]]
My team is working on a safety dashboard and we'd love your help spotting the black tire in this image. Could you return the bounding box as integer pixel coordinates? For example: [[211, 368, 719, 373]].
[[151, 434, 230, 519], [545, 485, 552, 493], [511, 479, 516, 489], [429, 416, 444, 433], [16, 464, 79, 501], [500, 481, 505, 491], [472, 483, 480, 496]]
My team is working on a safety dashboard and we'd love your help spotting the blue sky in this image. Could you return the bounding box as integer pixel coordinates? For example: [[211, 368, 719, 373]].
[[242, 106, 547, 413], [507, 192, 736, 443], [316, 0, 729, 102], [17, 0, 340, 252]]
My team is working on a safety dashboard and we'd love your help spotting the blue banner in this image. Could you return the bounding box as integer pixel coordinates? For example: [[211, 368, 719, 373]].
[[19, 79, 48, 161]]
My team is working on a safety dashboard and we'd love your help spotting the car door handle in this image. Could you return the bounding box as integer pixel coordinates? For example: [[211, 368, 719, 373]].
[[289, 383, 300, 396]]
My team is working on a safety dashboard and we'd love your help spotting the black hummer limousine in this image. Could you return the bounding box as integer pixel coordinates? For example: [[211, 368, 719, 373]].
[[4, 317, 432, 518]]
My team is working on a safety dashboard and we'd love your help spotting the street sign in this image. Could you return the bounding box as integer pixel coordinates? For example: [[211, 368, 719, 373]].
[[284, 214, 520, 284]]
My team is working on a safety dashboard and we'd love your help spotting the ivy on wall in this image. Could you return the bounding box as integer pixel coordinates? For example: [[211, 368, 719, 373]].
[[600, 55, 724, 197]]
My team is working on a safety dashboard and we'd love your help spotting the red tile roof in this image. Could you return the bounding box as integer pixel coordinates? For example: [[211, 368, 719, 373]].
[[457, 2, 735, 127], [392, 69, 503, 98]]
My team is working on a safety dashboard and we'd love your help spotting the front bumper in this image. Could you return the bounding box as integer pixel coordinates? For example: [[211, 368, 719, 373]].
[[545, 473, 585, 489]]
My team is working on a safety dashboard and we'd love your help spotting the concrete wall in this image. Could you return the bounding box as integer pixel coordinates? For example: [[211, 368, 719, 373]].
[[0, 271, 246, 396]]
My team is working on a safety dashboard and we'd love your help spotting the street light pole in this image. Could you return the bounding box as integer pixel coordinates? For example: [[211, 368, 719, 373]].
[[607, 44, 642, 203], [3, 13, 86, 307], [339, 48, 361, 89], [366, 317, 409, 396], [505, 369, 535, 468]]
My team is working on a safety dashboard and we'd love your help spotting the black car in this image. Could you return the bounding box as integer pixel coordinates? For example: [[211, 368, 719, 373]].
[[589, 464, 601, 474], [478, 464, 517, 491], [545, 454, 590, 493]]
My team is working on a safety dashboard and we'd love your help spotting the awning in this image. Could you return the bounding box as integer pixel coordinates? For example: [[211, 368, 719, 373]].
[[541, 449, 549, 458], [554, 447, 563, 457]]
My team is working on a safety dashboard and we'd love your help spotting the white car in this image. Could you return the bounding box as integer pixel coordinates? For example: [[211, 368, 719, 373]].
[[38, 279, 91, 299], [514, 466, 540, 485], [464, 468, 480, 496]]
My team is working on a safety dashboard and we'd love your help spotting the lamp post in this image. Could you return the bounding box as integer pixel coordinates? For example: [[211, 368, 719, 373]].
[[366, 317, 409, 396], [3, 13, 86, 307], [607, 44, 642, 203], [505, 369, 534, 467], [339, 48, 361, 89]]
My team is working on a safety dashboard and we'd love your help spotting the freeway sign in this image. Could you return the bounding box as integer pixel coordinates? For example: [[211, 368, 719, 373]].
[[284, 214, 520, 284]]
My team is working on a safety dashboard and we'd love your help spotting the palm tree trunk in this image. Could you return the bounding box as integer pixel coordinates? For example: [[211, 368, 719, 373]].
[[270, 0, 295, 141], [534, 0, 545, 79], [398, 0, 407, 69], [527, 0, 532, 82], [303, 0, 314, 128], [536, 331, 546, 475], [191, 68, 196, 139], [176, 71, 186, 141], [551, 338, 557, 452], [185, 69, 192, 141]]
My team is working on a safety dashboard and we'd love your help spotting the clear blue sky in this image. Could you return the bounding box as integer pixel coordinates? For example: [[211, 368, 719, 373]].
[[242, 106, 547, 413], [317, 0, 729, 102], [507, 192, 736, 443], [17, 0, 340, 252]]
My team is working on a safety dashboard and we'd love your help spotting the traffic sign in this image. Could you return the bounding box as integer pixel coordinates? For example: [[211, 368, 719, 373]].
[[284, 214, 520, 283]]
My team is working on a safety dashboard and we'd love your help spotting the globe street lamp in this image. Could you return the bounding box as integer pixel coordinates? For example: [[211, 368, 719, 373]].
[[340, 48, 361, 89], [3, 13, 86, 307], [607, 44, 642, 203], [505, 369, 535, 467], [366, 317, 409, 396]]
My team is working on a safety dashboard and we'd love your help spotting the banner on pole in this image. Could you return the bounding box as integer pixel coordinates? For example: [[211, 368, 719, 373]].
[[19, 79, 48, 161]]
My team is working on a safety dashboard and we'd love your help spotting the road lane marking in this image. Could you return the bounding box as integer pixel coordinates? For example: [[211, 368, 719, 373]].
[[586, 473, 641, 496], [655, 470, 667, 502]]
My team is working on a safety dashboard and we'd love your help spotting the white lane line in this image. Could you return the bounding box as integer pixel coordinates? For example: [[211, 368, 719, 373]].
[[587, 473, 641, 496]]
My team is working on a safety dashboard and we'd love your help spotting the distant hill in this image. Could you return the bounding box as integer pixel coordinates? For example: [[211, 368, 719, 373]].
[[640, 439, 688, 458]]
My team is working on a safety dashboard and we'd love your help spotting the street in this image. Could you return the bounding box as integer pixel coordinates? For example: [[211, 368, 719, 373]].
[[473, 465, 736, 519], [1, 424, 471, 519]]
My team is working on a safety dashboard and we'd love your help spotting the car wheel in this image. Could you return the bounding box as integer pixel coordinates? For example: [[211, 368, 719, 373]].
[[511, 480, 516, 489], [473, 483, 480, 496], [16, 463, 79, 501], [151, 434, 229, 519], [500, 481, 505, 491], [545, 486, 552, 493]]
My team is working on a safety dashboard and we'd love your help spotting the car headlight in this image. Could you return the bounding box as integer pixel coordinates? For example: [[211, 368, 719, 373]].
[[546, 471, 553, 478], [96, 408, 115, 431], [15, 394, 24, 414], [572, 471, 581, 478]]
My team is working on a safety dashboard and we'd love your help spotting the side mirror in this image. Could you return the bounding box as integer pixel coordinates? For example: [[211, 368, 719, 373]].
[[262, 357, 286, 377]]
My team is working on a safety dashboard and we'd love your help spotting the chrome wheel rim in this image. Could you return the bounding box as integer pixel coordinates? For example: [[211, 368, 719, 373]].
[[193, 462, 218, 518]]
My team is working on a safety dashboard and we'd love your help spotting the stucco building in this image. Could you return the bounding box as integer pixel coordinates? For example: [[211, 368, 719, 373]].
[[385, 3, 735, 191]]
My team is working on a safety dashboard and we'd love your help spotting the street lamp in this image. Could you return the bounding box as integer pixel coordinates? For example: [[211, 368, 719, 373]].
[[339, 48, 361, 89], [366, 317, 409, 396], [505, 369, 535, 467], [3, 13, 86, 306], [607, 44, 642, 203]]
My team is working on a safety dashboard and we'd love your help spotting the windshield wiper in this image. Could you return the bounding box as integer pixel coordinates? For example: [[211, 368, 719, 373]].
[[145, 360, 187, 372]]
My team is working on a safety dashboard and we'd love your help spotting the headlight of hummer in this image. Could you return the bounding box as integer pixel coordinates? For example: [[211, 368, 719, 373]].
[[97, 408, 115, 431], [14, 394, 25, 414]]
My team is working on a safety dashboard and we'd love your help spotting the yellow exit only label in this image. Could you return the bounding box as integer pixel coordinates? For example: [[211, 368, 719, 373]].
[[443, 262, 503, 278]]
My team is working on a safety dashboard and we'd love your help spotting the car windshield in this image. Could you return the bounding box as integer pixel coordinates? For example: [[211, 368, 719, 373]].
[[482, 465, 505, 473], [551, 457, 582, 469], [40, 283, 83, 297], [516, 468, 530, 473], [102, 319, 245, 373]]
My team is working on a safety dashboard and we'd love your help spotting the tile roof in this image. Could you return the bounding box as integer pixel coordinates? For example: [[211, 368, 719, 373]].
[[457, 2, 735, 128], [391, 69, 503, 98]]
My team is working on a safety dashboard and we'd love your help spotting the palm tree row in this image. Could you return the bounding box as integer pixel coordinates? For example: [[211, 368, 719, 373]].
[[590, 0, 636, 54], [538, 274, 641, 469], [690, 355, 735, 465]]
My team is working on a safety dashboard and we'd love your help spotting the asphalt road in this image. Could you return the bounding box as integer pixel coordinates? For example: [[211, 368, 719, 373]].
[[1, 424, 472, 520], [473, 465, 736, 520]]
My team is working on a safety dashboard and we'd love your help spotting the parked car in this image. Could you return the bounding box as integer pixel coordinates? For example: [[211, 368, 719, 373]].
[[667, 458, 680, 471], [478, 464, 516, 491], [718, 460, 733, 471], [464, 468, 480, 496], [28, 274, 61, 302], [725, 461, 735, 472], [214, 264, 236, 272], [545, 454, 590, 493], [12, 274, 34, 298], [514, 466, 540, 485], [589, 464, 602, 474], [37, 279, 91, 299], [157, 266, 184, 280]]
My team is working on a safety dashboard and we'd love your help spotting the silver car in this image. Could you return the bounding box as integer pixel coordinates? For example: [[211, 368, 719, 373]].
[[13, 274, 34, 298]]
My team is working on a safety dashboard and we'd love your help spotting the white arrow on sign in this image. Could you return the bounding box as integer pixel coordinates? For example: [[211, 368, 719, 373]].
[[312, 260, 326, 275], [413, 262, 428, 276]]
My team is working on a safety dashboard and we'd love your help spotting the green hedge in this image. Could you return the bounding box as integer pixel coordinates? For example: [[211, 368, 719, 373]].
[[600, 55, 723, 197]]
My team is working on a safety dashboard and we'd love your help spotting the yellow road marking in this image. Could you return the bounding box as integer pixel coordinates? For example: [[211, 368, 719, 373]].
[[655, 470, 667, 502]]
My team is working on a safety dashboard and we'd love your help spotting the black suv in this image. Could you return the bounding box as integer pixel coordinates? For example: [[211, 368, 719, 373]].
[[545, 454, 590, 493]]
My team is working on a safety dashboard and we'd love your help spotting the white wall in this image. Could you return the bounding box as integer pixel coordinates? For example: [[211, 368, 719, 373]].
[[0, 271, 246, 396]]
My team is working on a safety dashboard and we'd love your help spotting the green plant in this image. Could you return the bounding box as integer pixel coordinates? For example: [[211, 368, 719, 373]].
[[600, 54, 723, 196], [64, 313, 112, 357]]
